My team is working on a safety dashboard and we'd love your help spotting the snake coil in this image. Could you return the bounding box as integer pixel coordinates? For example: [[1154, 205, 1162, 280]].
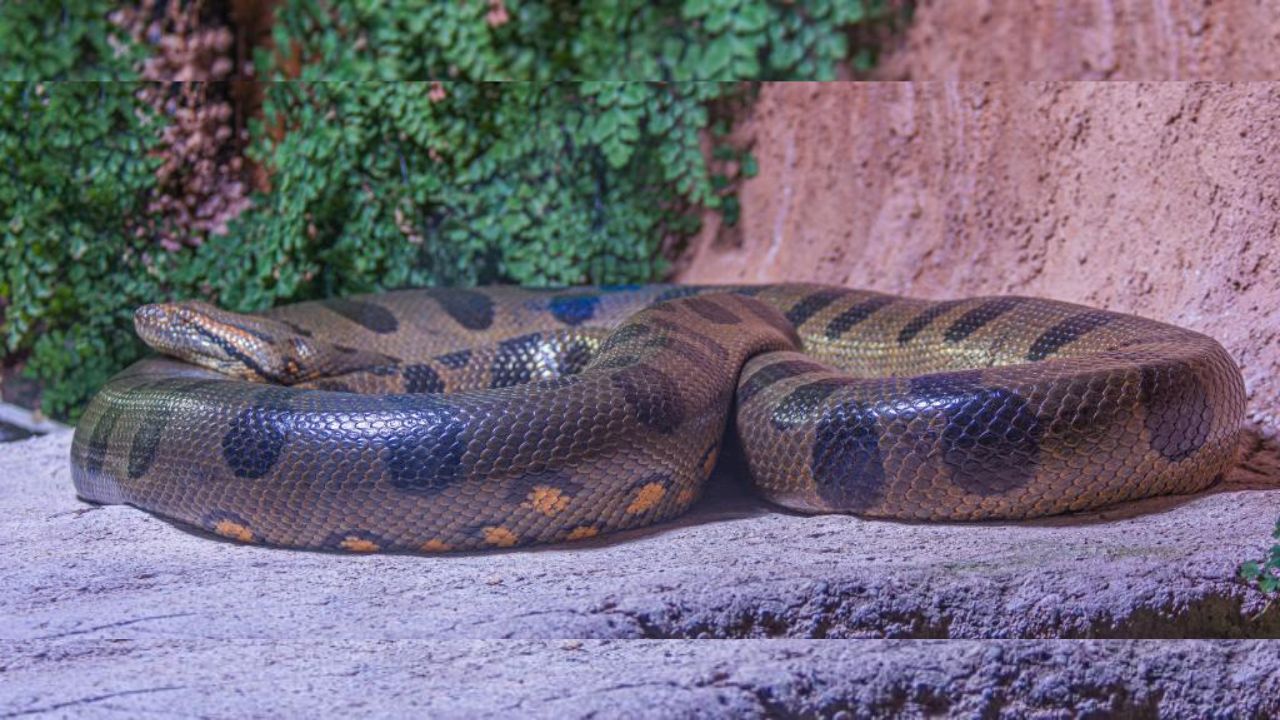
[[71, 284, 1245, 552]]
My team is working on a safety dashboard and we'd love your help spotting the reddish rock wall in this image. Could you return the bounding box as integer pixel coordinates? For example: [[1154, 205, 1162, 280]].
[[874, 0, 1280, 80], [677, 82, 1280, 435]]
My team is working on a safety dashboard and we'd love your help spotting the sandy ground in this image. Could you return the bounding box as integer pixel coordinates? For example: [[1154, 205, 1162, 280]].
[[4, 431, 1279, 715]]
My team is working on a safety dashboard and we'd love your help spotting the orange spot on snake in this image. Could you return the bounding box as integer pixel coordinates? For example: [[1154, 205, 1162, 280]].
[[339, 536, 380, 553], [566, 526, 599, 540], [626, 482, 666, 514], [701, 448, 719, 476], [676, 487, 697, 506], [213, 519, 255, 543], [420, 539, 453, 553], [526, 485, 571, 516], [483, 526, 519, 547]]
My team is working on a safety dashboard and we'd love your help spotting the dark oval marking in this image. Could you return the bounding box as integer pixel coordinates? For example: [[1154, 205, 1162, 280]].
[[611, 364, 685, 434], [1027, 311, 1116, 361], [384, 396, 469, 494], [684, 297, 741, 324], [435, 349, 473, 369], [785, 289, 847, 327], [930, 385, 1043, 495], [404, 364, 445, 394], [490, 333, 544, 389], [649, 318, 730, 364], [549, 294, 600, 326], [560, 340, 595, 376], [737, 296, 801, 343], [599, 323, 651, 353], [771, 378, 856, 431], [824, 296, 895, 340], [598, 354, 641, 369], [423, 288, 496, 331], [897, 300, 964, 345], [1140, 362, 1212, 462], [127, 408, 172, 479], [659, 337, 720, 374], [85, 405, 123, 476], [908, 370, 985, 404], [221, 402, 290, 480], [811, 397, 886, 511], [324, 299, 399, 334], [737, 359, 828, 405], [944, 297, 1023, 343]]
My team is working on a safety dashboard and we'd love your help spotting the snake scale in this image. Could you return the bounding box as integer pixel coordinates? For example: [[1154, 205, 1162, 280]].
[[71, 284, 1246, 553]]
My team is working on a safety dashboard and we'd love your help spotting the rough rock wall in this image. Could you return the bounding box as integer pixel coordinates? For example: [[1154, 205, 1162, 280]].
[[676, 82, 1280, 435], [874, 0, 1280, 80]]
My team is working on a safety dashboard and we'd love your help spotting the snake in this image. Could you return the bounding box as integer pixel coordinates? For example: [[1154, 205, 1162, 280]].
[[70, 284, 1246, 553]]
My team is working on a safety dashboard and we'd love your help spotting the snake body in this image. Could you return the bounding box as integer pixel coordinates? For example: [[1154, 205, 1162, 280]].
[[70, 284, 1246, 552]]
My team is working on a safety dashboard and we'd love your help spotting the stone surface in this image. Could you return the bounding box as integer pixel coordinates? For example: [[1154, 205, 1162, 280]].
[[10, 431, 1279, 642], [678, 82, 1280, 436], [4, 430, 1280, 714], [873, 0, 1280, 80], [4, 639, 1279, 718]]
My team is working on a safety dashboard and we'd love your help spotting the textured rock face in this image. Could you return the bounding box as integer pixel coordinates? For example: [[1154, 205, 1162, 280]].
[[8, 432, 1280, 639], [4, 432, 1280, 715], [678, 82, 1280, 436], [874, 0, 1280, 80], [5, 639, 1280, 717]]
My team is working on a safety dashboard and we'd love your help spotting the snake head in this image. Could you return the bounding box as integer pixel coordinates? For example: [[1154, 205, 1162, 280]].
[[135, 301, 393, 385]]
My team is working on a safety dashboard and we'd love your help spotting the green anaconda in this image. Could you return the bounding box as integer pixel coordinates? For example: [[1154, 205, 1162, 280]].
[[70, 284, 1246, 552]]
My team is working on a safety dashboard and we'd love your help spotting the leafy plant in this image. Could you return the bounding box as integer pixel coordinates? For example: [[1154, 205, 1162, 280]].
[[2, 0, 900, 420], [0, 0, 143, 80], [269, 0, 892, 81], [0, 82, 164, 418], [212, 81, 729, 304], [1241, 519, 1280, 595]]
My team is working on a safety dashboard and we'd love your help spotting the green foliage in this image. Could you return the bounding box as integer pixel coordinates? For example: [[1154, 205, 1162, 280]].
[[2, 1, 895, 421], [0, 0, 142, 80], [0, 83, 162, 418], [1240, 519, 1280, 595], [214, 81, 720, 302], [271, 0, 890, 81]]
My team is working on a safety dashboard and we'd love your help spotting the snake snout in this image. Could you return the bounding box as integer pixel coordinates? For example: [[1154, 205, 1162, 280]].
[[134, 302, 189, 352], [135, 300, 288, 380]]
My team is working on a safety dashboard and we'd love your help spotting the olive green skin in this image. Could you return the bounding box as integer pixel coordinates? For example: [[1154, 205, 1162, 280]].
[[71, 284, 1246, 553]]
